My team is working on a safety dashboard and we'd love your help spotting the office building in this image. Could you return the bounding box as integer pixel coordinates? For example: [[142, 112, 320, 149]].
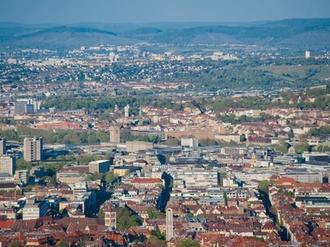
[[0, 156, 16, 176], [110, 125, 120, 143], [23, 199, 48, 220], [89, 160, 110, 173], [14, 99, 40, 115], [172, 169, 220, 189], [181, 137, 199, 148], [302, 153, 329, 163], [126, 141, 153, 153], [70, 182, 88, 199], [24, 137, 43, 162]]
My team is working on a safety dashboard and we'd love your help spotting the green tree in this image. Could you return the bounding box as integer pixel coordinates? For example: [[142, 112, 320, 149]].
[[198, 138, 219, 146], [147, 207, 154, 219], [148, 237, 167, 247], [56, 239, 70, 247], [315, 145, 330, 152], [98, 208, 105, 221], [86, 172, 103, 181], [177, 239, 200, 247], [75, 155, 108, 165], [147, 207, 165, 219], [149, 230, 165, 240], [116, 207, 142, 230], [275, 139, 290, 154], [284, 191, 295, 198], [105, 171, 118, 184], [63, 133, 81, 144], [258, 180, 271, 195], [308, 126, 330, 136], [165, 136, 180, 146], [294, 142, 309, 154], [223, 192, 228, 206], [254, 237, 265, 242], [10, 243, 22, 247], [16, 159, 32, 170]]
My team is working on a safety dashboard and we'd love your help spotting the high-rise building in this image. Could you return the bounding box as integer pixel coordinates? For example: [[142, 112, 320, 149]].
[[166, 208, 174, 241], [0, 138, 6, 155], [305, 50, 311, 59], [24, 137, 43, 162], [109, 126, 120, 143], [0, 156, 16, 176]]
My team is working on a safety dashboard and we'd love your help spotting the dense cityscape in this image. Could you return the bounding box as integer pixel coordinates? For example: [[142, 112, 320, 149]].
[[0, 3, 330, 246]]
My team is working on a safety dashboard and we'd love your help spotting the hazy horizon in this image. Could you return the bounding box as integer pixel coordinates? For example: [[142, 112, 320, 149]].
[[1, 0, 330, 25]]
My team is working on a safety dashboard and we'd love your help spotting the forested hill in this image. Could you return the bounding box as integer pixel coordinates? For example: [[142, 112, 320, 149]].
[[0, 18, 329, 49]]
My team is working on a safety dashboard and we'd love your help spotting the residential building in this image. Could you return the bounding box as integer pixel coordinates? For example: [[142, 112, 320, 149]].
[[0, 155, 16, 176], [14, 169, 29, 184], [0, 208, 16, 220], [24, 137, 43, 162], [102, 202, 117, 229], [0, 138, 6, 155]]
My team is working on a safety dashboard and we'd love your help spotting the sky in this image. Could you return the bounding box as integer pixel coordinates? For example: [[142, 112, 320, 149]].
[[1, 0, 330, 24]]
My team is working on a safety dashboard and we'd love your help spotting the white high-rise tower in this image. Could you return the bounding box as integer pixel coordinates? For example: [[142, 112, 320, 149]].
[[166, 208, 174, 241], [124, 104, 130, 118]]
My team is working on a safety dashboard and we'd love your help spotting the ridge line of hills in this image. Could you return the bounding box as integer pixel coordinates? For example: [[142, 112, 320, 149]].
[[0, 18, 329, 49]]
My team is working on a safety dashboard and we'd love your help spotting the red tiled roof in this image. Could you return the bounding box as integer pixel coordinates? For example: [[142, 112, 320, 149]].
[[0, 220, 15, 229], [35, 121, 81, 130], [276, 177, 296, 186], [131, 178, 163, 184]]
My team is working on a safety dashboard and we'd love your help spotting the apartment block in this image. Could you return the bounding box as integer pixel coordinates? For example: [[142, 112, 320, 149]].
[[24, 137, 43, 162]]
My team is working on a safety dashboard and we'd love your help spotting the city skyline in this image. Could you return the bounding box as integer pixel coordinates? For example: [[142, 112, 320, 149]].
[[1, 0, 330, 25]]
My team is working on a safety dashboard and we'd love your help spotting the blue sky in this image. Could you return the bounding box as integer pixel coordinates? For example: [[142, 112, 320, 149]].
[[1, 0, 330, 24]]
